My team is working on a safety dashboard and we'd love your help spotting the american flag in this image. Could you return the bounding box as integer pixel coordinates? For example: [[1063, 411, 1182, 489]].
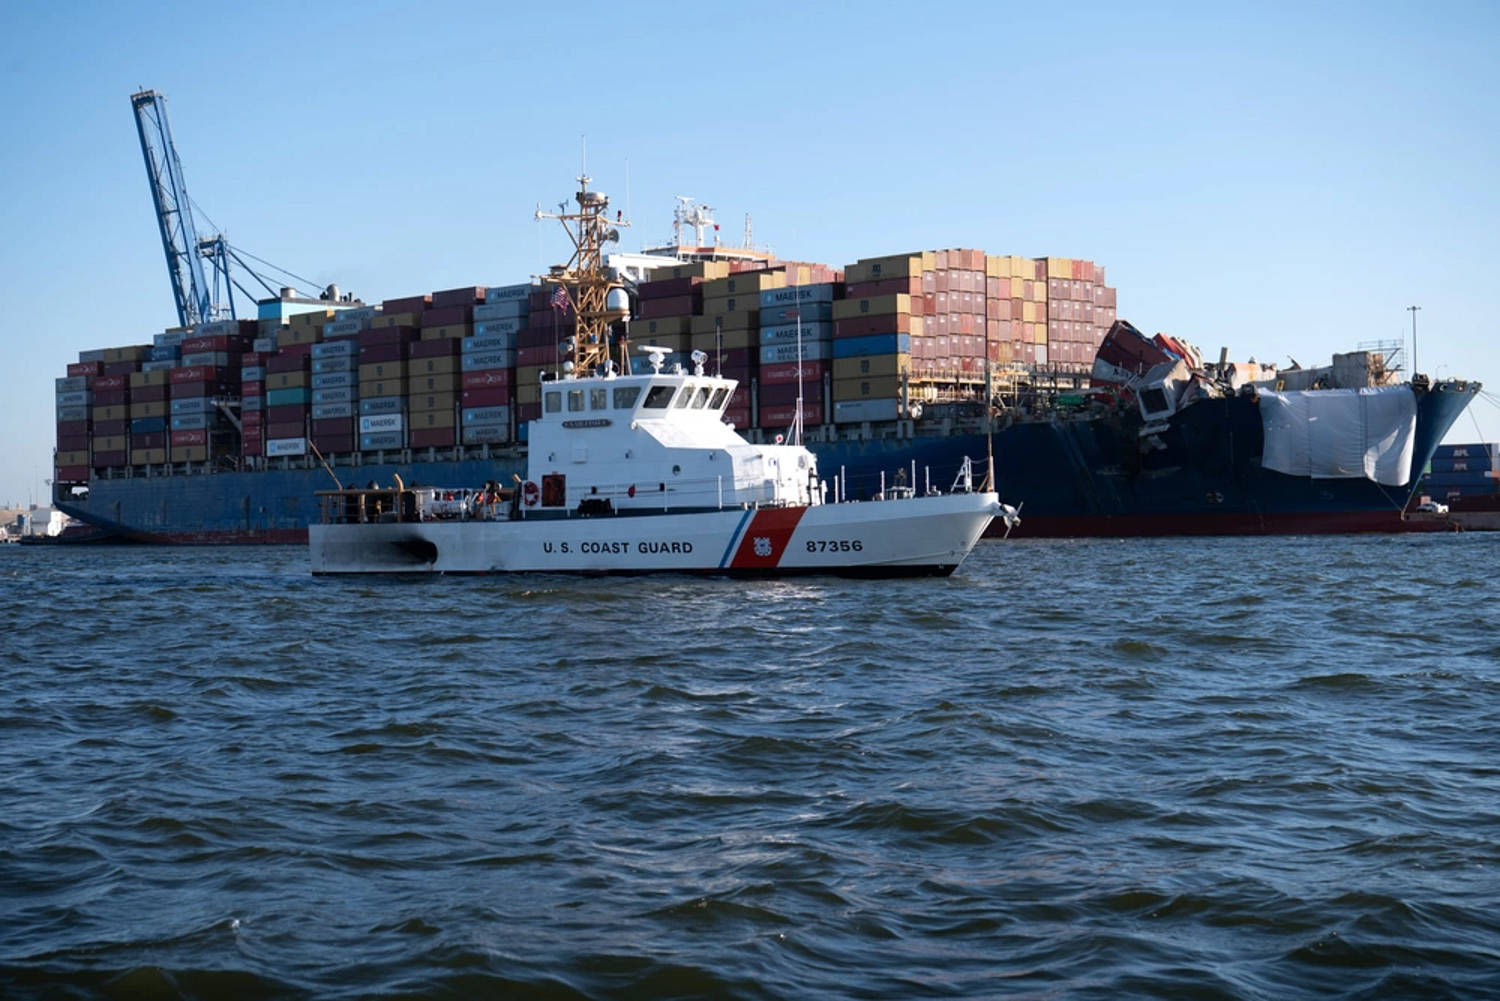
[[550, 284, 569, 312]]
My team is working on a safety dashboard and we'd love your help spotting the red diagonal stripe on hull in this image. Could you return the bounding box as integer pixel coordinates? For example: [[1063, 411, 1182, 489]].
[[729, 507, 807, 568]]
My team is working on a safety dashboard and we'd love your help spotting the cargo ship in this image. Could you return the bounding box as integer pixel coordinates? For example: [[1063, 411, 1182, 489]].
[[49, 179, 1478, 541]]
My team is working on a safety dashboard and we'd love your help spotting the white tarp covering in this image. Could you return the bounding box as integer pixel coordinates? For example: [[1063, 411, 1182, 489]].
[[1258, 386, 1416, 486]]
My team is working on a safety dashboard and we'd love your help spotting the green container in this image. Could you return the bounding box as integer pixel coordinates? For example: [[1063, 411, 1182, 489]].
[[266, 387, 311, 407]]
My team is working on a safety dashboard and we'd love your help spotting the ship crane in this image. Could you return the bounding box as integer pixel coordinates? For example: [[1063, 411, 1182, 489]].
[[131, 88, 345, 326]]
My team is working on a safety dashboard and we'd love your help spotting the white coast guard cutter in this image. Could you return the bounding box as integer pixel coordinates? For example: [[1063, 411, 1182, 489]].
[[307, 175, 1017, 577]]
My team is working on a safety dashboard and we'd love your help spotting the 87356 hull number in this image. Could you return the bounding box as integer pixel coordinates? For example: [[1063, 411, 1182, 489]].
[[806, 539, 863, 552]]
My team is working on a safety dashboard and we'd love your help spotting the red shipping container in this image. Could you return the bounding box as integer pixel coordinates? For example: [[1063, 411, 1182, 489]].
[[181, 334, 250, 353], [312, 434, 356, 452], [845, 276, 922, 298], [721, 406, 751, 427], [94, 419, 127, 436], [241, 381, 264, 397], [358, 342, 407, 363], [382, 294, 431, 314], [56, 434, 88, 451], [312, 418, 353, 437], [758, 404, 824, 427], [170, 365, 219, 384], [759, 360, 830, 385], [266, 421, 303, 439], [132, 385, 167, 403], [242, 440, 263, 457], [170, 429, 208, 447], [267, 404, 307, 424], [242, 410, 263, 427], [68, 361, 103, 378], [517, 402, 542, 422], [103, 360, 140, 376], [57, 419, 89, 436], [131, 432, 165, 449], [94, 374, 128, 391], [93, 450, 127, 467], [429, 286, 486, 309], [92, 389, 128, 406], [460, 369, 513, 389], [241, 351, 264, 367], [517, 344, 561, 367], [410, 427, 457, 448], [276, 342, 314, 357], [410, 338, 460, 359], [55, 464, 90, 481], [636, 294, 697, 318], [421, 305, 472, 327], [461, 386, 510, 408], [268, 352, 310, 373], [637, 276, 700, 299]]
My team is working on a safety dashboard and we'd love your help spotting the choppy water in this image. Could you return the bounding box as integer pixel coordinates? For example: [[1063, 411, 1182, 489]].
[[2, 535, 1499, 1000]]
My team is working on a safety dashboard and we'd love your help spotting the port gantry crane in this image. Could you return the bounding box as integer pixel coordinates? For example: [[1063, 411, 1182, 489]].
[[131, 88, 332, 327]]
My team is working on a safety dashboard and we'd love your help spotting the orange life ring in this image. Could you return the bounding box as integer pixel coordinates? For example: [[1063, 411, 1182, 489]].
[[522, 480, 540, 507]]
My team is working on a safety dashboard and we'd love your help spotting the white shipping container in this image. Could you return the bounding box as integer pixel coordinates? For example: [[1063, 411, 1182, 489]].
[[359, 413, 405, 434], [833, 398, 901, 423], [267, 437, 308, 457]]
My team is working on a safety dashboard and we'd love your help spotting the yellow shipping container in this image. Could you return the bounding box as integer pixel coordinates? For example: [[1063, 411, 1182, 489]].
[[1021, 301, 1037, 323], [290, 309, 335, 330], [92, 404, 127, 422], [129, 401, 167, 418], [833, 354, 911, 381], [642, 260, 732, 282], [171, 444, 208, 462], [702, 271, 786, 298], [92, 435, 127, 452], [408, 392, 457, 413], [56, 449, 90, 466], [129, 370, 168, 388], [407, 408, 457, 429], [689, 312, 758, 336], [132, 448, 167, 465], [408, 356, 459, 376], [689, 327, 755, 352], [408, 373, 458, 395], [1044, 257, 1073, 280], [833, 294, 912, 321], [832, 374, 906, 401], [637, 316, 692, 338], [698, 294, 761, 318], [358, 379, 406, 399], [358, 361, 407, 382], [421, 324, 472, 341], [269, 371, 308, 389], [1035, 323, 1048, 344], [844, 251, 935, 285], [372, 312, 421, 329], [103, 345, 148, 363], [280, 326, 322, 346], [515, 382, 541, 406]]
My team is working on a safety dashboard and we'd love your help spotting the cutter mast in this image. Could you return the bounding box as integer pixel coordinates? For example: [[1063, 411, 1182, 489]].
[[536, 173, 631, 377]]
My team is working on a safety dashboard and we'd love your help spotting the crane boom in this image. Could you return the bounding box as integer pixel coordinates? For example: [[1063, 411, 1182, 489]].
[[131, 89, 217, 328]]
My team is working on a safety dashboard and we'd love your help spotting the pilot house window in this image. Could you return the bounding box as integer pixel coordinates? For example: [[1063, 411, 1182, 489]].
[[643, 385, 675, 409]]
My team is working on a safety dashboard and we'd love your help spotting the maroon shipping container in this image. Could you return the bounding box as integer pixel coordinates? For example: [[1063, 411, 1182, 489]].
[[410, 427, 456, 448], [358, 342, 407, 364], [526, 310, 575, 333], [242, 440, 263, 457], [56, 434, 88, 451], [845, 276, 923, 298], [421, 305, 472, 327], [68, 361, 103, 378], [267, 352, 310, 373], [241, 380, 264, 397], [759, 381, 824, 408], [266, 421, 304, 439], [169, 382, 234, 399], [461, 386, 510, 408], [241, 410, 262, 427], [635, 294, 698, 318], [517, 326, 560, 349], [517, 344, 561, 367], [312, 433, 356, 452], [54, 464, 90, 481], [92, 450, 127, 467], [429, 286, 486, 310], [170, 365, 220, 384], [103, 360, 140, 376], [93, 374, 128, 391], [92, 388, 128, 406], [57, 419, 90, 437], [312, 418, 353, 437], [132, 385, 167, 403], [277, 342, 314, 357], [242, 351, 265, 367], [834, 314, 913, 338], [181, 334, 251, 353], [517, 401, 542, 422], [130, 432, 166, 449], [638, 276, 702, 299], [758, 404, 824, 427], [382, 294, 431, 314], [358, 326, 418, 347], [94, 419, 127, 436], [460, 369, 512, 390], [267, 404, 308, 424], [409, 338, 460, 359], [170, 429, 208, 447], [722, 406, 751, 428]]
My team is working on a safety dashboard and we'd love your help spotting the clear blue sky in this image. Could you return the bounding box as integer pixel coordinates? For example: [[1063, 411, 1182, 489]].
[[2, 0, 1497, 506]]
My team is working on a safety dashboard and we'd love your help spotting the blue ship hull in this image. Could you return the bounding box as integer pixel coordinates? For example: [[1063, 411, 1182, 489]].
[[57, 382, 1479, 541]]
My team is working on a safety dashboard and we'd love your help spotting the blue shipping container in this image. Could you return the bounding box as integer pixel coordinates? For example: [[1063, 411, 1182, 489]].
[[832, 334, 910, 359]]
